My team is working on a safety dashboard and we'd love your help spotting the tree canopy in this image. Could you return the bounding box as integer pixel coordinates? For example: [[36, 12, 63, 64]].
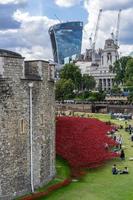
[[125, 58, 133, 86], [59, 63, 82, 90], [113, 56, 131, 85], [55, 63, 97, 100], [55, 78, 74, 100], [82, 74, 96, 91]]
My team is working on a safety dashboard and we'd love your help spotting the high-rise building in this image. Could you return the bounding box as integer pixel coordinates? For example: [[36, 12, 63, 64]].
[[49, 21, 83, 64]]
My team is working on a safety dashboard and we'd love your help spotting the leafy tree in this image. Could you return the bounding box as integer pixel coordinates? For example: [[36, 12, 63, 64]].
[[56, 63, 98, 100], [55, 79, 74, 100], [125, 58, 133, 86], [110, 86, 121, 95], [113, 56, 131, 85], [59, 63, 82, 90], [128, 91, 133, 103], [82, 74, 96, 91], [84, 91, 106, 101]]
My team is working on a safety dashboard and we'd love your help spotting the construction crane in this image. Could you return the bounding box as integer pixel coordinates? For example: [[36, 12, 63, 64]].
[[54, 14, 62, 23], [92, 9, 102, 62], [89, 37, 92, 49], [111, 32, 115, 40], [115, 9, 121, 47], [89, 33, 93, 49]]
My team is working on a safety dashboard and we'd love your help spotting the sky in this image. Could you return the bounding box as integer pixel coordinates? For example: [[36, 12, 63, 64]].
[[0, 0, 133, 60]]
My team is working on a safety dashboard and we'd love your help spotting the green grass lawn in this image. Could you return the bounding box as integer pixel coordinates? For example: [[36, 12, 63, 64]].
[[39, 113, 133, 200]]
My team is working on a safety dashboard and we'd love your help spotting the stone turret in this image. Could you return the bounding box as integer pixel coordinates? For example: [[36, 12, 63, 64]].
[[101, 39, 118, 68], [0, 50, 55, 199]]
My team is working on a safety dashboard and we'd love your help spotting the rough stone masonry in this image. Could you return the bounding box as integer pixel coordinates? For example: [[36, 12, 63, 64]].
[[0, 49, 56, 200]]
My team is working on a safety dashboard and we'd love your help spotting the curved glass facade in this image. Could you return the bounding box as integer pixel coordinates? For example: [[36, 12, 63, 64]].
[[49, 21, 83, 64]]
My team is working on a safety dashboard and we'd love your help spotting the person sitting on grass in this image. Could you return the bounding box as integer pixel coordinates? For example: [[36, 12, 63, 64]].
[[119, 167, 129, 174], [112, 164, 119, 175]]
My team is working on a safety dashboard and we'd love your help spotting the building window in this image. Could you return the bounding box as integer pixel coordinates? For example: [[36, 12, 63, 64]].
[[20, 119, 25, 133], [99, 79, 102, 89], [110, 54, 112, 63], [107, 53, 112, 63], [103, 79, 106, 86], [108, 79, 110, 86], [102, 56, 104, 65]]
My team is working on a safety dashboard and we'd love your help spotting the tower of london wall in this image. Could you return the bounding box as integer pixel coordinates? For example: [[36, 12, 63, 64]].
[[0, 50, 55, 200]]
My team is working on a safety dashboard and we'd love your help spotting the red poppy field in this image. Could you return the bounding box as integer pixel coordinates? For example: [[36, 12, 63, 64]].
[[56, 116, 118, 169]]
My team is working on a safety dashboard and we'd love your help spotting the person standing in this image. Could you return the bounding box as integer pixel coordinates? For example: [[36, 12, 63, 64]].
[[120, 149, 125, 160], [117, 135, 123, 149], [131, 133, 133, 141]]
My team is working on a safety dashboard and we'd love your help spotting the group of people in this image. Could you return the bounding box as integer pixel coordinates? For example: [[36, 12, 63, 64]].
[[107, 125, 126, 160], [109, 126, 123, 149], [112, 164, 129, 175], [111, 121, 131, 175]]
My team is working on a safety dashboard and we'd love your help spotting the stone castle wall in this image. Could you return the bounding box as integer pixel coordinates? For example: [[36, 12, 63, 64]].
[[0, 53, 55, 199]]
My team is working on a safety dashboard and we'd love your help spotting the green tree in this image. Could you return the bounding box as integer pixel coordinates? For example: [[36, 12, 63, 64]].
[[59, 63, 82, 90], [128, 91, 133, 103], [83, 91, 106, 101], [125, 58, 133, 86], [113, 56, 131, 85], [55, 79, 74, 100], [82, 74, 96, 91], [110, 86, 121, 95]]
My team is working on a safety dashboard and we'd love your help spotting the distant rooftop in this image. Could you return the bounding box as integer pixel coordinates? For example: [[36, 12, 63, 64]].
[[0, 49, 22, 58], [49, 21, 83, 32]]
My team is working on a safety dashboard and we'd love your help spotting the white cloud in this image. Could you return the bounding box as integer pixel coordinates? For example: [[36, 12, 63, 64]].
[[0, 0, 133, 61], [82, 0, 133, 55], [119, 44, 133, 56], [0, 10, 58, 60], [0, 0, 26, 4], [84, 0, 133, 11], [15, 46, 52, 60], [55, 0, 81, 7]]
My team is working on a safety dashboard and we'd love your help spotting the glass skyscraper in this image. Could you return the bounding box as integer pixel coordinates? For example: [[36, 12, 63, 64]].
[[49, 21, 83, 64]]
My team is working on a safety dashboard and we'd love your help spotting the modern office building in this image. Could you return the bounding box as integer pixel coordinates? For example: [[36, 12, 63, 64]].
[[49, 21, 83, 64]]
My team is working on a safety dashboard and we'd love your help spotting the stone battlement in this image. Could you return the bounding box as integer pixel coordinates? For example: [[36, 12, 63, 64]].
[[0, 50, 56, 199]]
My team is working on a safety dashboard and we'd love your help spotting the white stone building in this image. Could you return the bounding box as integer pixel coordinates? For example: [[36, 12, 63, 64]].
[[76, 38, 119, 91]]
